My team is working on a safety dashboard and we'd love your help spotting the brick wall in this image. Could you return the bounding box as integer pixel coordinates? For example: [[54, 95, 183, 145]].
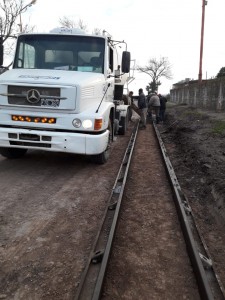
[[170, 78, 225, 111]]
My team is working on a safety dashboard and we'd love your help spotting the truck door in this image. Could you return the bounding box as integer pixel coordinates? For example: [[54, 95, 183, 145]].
[[105, 46, 114, 101]]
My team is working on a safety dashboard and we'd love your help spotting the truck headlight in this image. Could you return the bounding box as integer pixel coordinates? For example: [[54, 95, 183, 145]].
[[82, 119, 92, 129], [72, 118, 82, 128]]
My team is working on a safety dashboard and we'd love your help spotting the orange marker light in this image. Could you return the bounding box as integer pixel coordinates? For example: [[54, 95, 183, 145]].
[[48, 118, 55, 124], [94, 119, 103, 130], [12, 115, 56, 124], [12, 115, 18, 121]]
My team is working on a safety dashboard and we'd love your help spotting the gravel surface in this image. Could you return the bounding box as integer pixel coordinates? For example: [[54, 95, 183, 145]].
[[0, 127, 131, 299]]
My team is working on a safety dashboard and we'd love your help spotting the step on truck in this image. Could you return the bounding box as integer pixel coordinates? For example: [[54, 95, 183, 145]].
[[0, 27, 131, 164]]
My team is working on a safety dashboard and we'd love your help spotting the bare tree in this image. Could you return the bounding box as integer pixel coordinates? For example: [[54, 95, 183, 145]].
[[0, 0, 36, 68], [92, 28, 102, 35], [59, 16, 77, 29], [59, 16, 87, 31], [78, 19, 87, 31], [0, 0, 37, 42], [137, 57, 173, 92], [59, 16, 102, 35]]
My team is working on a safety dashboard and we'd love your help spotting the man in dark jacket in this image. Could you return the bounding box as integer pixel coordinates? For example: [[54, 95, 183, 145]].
[[158, 94, 167, 123], [134, 88, 147, 129]]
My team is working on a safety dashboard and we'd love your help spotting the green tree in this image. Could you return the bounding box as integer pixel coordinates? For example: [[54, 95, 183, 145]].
[[137, 57, 172, 93], [216, 67, 225, 78]]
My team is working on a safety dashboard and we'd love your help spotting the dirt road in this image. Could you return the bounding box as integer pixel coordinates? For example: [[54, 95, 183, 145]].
[[0, 129, 131, 299]]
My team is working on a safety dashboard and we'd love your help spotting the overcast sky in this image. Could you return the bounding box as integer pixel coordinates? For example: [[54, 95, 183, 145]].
[[23, 0, 225, 94]]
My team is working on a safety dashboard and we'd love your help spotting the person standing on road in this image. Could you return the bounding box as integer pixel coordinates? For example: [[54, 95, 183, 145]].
[[127, 91, 134, 121], [146, 92, 154, 122], [128, 91, 134, 105], [133, 88, 147, 129], [158, 94, 167, 123], [122, 94, 129, 105], [148, 92, 160, 124]]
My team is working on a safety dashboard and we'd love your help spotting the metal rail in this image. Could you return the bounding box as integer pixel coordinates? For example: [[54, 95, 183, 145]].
[[153, 122, 225, 300], [74, 121, 139, 300]]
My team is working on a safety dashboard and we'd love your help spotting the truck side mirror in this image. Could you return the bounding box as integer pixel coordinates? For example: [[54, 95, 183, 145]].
[[121, 51, 130, 73]]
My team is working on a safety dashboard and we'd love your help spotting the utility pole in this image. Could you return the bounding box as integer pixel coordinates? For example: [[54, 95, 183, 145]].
[[198, 0, 207, 84], [19, 0, 37, 33], [19, 13, 23, 33]]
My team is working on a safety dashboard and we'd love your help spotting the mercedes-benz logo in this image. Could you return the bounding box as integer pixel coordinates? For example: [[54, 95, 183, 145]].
[[26, 89, 41, 104]]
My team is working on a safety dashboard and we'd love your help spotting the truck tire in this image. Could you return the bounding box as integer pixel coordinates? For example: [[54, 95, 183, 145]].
[[118, 115, 127, 135], [0, 148, 28, 159], [90, 120, 112, 164]]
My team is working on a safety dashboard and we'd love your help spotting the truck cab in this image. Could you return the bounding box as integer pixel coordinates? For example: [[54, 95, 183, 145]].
[[0, 28, 131, 164]]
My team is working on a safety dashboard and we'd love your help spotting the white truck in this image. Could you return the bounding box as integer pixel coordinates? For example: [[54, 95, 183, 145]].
[[0, 27, 132, 164]]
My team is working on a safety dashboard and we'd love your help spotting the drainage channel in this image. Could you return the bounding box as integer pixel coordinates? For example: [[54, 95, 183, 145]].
[[153, 122, 225, 300], [74, 121, 139, 300]]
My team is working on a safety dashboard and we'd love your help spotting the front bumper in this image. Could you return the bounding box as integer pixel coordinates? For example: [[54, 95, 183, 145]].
[[0, 127, 109, 155]]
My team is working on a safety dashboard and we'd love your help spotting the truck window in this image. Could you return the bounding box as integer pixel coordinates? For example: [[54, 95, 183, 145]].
[[45, 50, 74, 70], [17, 42, 35, 69], [13, 34, 105, 73], [77, 51, 103, 73], [109, 47, 114, 72]]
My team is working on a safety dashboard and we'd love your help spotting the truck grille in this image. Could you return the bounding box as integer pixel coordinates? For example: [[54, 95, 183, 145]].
[[8, 133, 52, 148], [8, 86, 61, 107], [10, 141, 51, 148]]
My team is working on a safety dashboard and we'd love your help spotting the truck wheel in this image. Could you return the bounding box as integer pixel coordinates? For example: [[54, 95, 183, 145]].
[[0, 148, 28, 159], [118, 115, 127, 135], [90, 120, 112, 164]]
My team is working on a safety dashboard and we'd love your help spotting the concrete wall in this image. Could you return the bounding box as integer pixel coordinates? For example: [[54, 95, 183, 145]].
[[170, 78, 225, 111]]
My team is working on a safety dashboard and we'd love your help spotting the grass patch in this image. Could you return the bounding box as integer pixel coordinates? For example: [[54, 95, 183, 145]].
[[212, 120, 225, 134], [181, 110, 204, 119]]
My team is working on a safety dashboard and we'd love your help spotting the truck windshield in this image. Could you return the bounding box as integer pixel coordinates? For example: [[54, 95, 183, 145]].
[[13, 34, 105, 73]]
